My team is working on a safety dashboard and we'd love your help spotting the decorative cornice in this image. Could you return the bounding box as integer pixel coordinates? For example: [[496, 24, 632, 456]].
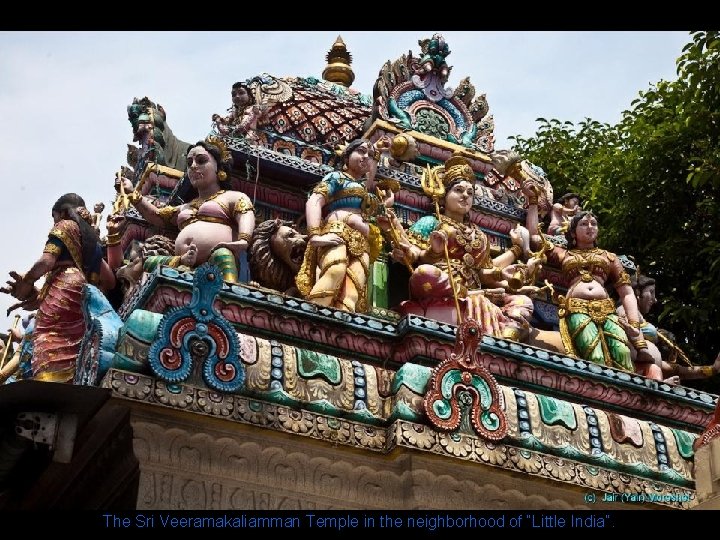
[[105, 369, 695, 508], [116, 266, 717, 432]]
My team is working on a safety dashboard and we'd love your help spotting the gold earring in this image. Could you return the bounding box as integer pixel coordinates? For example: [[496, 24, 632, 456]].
[[217, 170, 227, 181]]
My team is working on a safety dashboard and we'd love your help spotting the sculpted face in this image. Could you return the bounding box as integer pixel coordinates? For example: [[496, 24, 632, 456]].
[[637, 284, 657, 315], [566, 197, 580, 210], [186, 146, 218, 190], [232, 86, 250, 107], [573, 214, 598, 247], [346, 142, 373, 177], [270, 225, 307, 273], [444, 180, 475, 217]]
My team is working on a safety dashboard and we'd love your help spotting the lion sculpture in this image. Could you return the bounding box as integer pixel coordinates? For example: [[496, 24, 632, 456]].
[[248, 219, 307, 296]]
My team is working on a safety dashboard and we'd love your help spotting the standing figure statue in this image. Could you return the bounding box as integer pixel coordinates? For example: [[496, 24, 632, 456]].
[[296, 138, 390, 313], [1, 194, 116, 382], [388, 154, 542, 341], [527, 208, 660, 378], [122, 136, 254, 284], [91, 201, 105, 237]]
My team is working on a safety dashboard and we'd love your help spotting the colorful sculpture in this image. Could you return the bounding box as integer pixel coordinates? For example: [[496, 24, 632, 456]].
[[122, 136, 254, 284], [548, 192, 582, 235], [618, 274, 720, 383], [530, 210, 661, 378], [212, 81, 265, 140], [388, 154, 541, 340], [296, 138, 389, 313], [248, 219, 307, 296], [1, 193, 116, 382]]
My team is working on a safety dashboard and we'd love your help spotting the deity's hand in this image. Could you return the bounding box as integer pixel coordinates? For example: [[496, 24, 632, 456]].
[[106, 213, 126, 236], [309, 233, 344, 248], [390, 239, 415, 266], [663, 375, 681, 385], [213, 240, 247, 258], [372, 136, 393, 169], [120, 177, 134, 194], [375, 215, 392, 232], [635, 347, 656, 365], [1, 271, 35, 302], [428, 230, 447, 256], [501, 263, 522, 282], [515, 285, 542, 298], [10, 325, 23, 342], [509, 223, 530, 255], [526, 256, 543, 273], [617, 317, 642, 342]]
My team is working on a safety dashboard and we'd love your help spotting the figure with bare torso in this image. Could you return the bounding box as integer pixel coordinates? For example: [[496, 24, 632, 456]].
[[122, 136, 254, 283]]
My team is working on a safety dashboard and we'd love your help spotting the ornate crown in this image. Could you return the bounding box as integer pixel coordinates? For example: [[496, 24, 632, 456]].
[[205, 135, 232, 164], [442, 152, 475, 186]]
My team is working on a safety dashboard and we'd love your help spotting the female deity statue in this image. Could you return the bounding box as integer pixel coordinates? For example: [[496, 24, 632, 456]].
[[121, 136, 254, 284], [528, 210, 660, 377], [296, 138, 391, 313], [1, 193, 116, 382], [388, 154, 541, 341]]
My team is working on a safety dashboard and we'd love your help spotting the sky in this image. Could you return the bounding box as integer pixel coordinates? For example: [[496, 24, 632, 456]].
[[0, 30, 691, 331]]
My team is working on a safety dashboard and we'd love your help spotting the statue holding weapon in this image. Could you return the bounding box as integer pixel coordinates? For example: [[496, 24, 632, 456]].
[[388, 152, 542, 341]]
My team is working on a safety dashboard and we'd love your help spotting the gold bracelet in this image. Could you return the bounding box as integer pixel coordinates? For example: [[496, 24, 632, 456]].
[[509, 245, 523, 259], [105, 234, 121, 247], [307, 226, 322, 236], [701, 366, 714, 378], [128, 191, 142, 205], [627, 319, 642, 328], [237, 232, 252, 242], [631, 338, 648, 350], [527, 196, 538, 205]]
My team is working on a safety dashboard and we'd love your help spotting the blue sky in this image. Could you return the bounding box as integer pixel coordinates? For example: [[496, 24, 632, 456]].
[[0, 30, 691, 330]]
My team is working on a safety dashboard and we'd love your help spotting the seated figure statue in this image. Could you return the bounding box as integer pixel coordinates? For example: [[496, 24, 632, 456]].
[[548, 192, 582, 236], [387, 154, 542, 341]]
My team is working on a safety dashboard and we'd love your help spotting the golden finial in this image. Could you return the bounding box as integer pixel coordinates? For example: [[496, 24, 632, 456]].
[[322, 35, 355, 88]]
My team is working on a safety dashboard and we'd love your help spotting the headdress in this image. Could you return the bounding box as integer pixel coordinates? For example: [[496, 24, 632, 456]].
[[441, 152, 475, 186], [205, 135, 233, 166]]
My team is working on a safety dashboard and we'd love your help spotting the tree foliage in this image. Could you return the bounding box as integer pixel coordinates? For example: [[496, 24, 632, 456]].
[[511, 31, 720, 380]]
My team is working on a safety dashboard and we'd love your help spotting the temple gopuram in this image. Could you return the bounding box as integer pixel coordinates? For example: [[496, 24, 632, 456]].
[[1, 34, 719, 512]]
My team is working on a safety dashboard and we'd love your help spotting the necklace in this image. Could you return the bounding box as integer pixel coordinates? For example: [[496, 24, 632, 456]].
[[439, 214, 485, 253], [568, 247, 603, 283], [189, 190, 226, 210]]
